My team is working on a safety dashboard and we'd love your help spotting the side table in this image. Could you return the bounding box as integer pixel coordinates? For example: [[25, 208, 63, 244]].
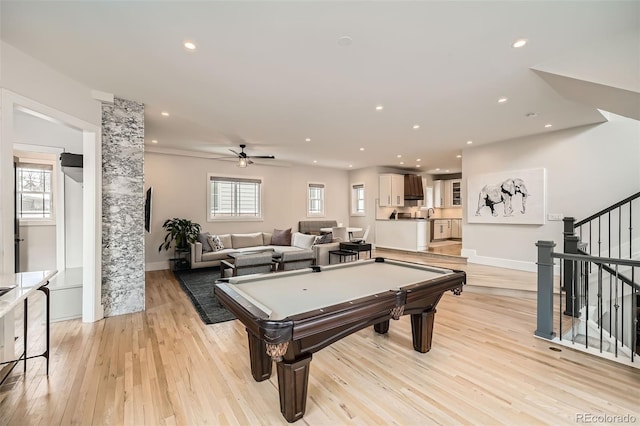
[[339, 242, 372, 260], [171, 247, 191, 271]]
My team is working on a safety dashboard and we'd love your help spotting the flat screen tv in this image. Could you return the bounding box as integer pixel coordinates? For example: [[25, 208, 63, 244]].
[[144, 187, 152, 232]]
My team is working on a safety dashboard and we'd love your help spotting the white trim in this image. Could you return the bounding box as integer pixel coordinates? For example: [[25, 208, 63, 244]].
[[461, 248, 538, 272], [351, 182, 366, 216], [207, 173, 264, 221], [146, 261, 170, 271], [13, 145, 65, 272], [307, 181, 325, 217], [0, 89, 103, 323]]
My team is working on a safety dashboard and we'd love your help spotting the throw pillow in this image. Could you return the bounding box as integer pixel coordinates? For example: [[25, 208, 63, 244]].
[[271, 228, 292, 246], [197, 232, 212, 252], [207, 235, 224, 252], [291, 232, 317, 250], [315, 233, 332, 244]]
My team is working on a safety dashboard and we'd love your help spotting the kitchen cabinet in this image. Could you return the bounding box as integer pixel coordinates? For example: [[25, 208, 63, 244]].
[[433, 219, 451, 240], [379, 174, 404, 207], [375, 219, 428, 251], [433, 180, 444, 208], [449, 179, 462, 207], [451, 219, 462, 239], [434, 179, 462, 208]]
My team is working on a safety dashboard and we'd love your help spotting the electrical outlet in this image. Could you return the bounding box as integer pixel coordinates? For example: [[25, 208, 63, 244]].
[[548, 213, 564, 221]]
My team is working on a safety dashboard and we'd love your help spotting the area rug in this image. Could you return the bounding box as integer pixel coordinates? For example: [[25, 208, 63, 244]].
[[173, 268, 236, 325]]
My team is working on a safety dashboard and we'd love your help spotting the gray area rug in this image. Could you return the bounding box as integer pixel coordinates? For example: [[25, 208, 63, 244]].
[[174, 268, 236, 325]]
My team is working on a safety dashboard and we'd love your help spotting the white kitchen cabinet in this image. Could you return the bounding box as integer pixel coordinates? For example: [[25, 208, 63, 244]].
[[451, 219, 462, 239], [433, 180, 444, 208], [435, 179, 462, 208], [449, 179, 462, 207], [379, 174, 404, 207], [433, 219, 451, 240], [375, 220, 428, 251]]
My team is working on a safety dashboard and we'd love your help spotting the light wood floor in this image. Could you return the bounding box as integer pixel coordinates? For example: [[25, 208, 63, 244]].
[[1, 253, 638, 425]]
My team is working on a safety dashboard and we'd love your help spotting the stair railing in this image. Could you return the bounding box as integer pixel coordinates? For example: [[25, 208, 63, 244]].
[[562, 192, 639, 317], [536, 241, 639, 364]]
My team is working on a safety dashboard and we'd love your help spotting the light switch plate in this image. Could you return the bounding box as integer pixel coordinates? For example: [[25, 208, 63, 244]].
[[548, 213, 564, 221]]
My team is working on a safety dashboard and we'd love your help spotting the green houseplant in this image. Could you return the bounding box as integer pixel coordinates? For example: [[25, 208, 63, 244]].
[[158, 218, 202, 252]]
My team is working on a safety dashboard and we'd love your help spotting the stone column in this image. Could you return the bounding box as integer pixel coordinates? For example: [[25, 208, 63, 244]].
[[101, 97, 144, 316]]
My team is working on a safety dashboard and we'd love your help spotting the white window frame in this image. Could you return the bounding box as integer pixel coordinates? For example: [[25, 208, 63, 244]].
[[15, 155, 57, 226], [351, 183, 365, 216], [207, 174, 264, 222], [307, 182, 325, 217]]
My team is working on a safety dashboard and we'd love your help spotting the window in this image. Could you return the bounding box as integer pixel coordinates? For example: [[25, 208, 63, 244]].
[[351, 183, 365, 216], [16, 160, 55, 222], [208, 175, 262, 220], [307, 183, 325, 216]]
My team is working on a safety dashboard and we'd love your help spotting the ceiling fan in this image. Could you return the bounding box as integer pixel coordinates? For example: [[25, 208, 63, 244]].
[[217, 144, 275, 168]]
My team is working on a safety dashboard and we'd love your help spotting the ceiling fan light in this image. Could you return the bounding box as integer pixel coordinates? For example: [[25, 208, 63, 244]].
[[238, 157, 248, 168]]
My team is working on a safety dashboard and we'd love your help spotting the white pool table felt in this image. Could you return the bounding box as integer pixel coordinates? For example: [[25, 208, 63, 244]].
[[225, 260, 454, 320]]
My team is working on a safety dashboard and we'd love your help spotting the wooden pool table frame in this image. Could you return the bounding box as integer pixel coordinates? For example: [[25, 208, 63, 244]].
[[214, 257, 465, 423]]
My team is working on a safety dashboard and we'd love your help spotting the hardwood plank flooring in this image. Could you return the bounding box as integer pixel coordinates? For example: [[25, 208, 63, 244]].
[[0, 257, 638, 425]]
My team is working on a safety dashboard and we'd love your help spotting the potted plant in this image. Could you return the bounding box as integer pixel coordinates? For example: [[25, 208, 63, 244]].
[[158, 218, 202, 252]]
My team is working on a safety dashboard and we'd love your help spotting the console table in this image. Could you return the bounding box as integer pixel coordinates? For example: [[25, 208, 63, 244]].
[[0, 270, 55, 385]]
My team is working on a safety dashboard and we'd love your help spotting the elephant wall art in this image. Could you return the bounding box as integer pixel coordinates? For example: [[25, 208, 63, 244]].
[[467, 168, 545, 225]]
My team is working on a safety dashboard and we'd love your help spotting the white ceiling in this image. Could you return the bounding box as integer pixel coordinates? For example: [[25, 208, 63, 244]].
[[2, 1, 638, 173]]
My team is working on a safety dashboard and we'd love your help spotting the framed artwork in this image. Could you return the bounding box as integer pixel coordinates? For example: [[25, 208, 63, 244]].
[[467, 168, 546, 225]]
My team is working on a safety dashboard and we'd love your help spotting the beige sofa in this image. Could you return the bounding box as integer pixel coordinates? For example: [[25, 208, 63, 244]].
[[190, 231, 340, 269]]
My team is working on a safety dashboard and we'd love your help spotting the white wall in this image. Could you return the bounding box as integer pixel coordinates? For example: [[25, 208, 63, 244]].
[[462, 113, 640, 271], [144, 152, 350, 269], [0, 42, 101, 126]]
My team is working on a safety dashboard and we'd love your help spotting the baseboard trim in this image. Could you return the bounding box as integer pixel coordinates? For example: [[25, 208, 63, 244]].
[[461, 248, 537, 272], [146, 261, 170, 271]]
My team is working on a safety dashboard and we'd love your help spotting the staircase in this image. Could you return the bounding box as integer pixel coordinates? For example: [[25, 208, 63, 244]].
[[535, 192, 640, 366]]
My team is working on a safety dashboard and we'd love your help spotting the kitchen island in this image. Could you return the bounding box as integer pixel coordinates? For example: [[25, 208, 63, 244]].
[[375, 219, 429, 251]]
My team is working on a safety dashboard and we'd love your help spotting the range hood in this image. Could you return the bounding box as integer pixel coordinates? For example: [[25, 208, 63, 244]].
[[60, 153, 83, 183], [404, 174, 424, 200]]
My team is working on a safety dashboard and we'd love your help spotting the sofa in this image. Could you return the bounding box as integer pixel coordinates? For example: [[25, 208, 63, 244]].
[[189, 230, 340, 269]]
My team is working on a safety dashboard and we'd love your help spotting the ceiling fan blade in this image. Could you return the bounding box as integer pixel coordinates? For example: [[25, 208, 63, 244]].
[[247, 159, 254, 165], [228, 149, 240, 156], [247, 155, 276, 159]]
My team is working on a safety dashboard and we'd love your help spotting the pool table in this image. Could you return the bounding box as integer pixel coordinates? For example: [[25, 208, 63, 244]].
[[214, 257, 465, 422]]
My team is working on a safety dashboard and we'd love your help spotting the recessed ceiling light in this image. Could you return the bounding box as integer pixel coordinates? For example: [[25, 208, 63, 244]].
[[436, 168, 441, 171], [456, 154, 462, 158], [544, 124, 553, 128], [305, 138, 311, 142], [375, 105, 384, 111], [397, 154, 402, 158], [313, 160, 317, 163], [467, 140, 473, 145], [183, 41, 196, 51], [446, 169, 450, 172], [416, 165, 421, 168], [400, 161, 405, 165], [498, 97, 508, 103], [161, 111, 170, 117], [151, 139, 158, 144], [416, 158, 421, 162], [412, 124, 420, 129], [512, 38, 528, 48], [338, 36, 353, 47], [360, 147, 365, 151], [348, 164, 353, 168]]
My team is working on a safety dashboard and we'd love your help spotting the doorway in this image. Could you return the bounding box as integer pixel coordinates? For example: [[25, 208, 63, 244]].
[[0, 89, 102, 323]]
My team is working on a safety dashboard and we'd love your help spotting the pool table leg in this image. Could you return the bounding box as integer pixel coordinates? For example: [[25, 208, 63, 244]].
[[374, 320, 390, 334], [411, 309, 436, 353], [276, 354, 312, 423], [247, 332, 273, 381]]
